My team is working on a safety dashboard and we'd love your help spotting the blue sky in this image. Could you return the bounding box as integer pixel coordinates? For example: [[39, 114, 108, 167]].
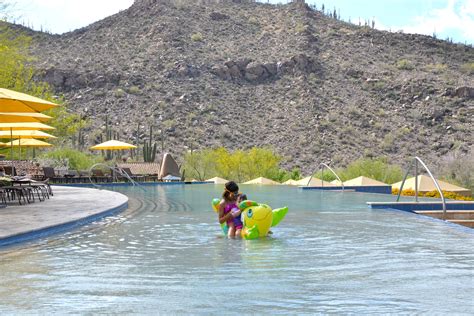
[[3, 0, 473, 45]]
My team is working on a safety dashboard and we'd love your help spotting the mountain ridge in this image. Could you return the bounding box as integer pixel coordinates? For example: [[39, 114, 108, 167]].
[[6, 0, 474, 172]]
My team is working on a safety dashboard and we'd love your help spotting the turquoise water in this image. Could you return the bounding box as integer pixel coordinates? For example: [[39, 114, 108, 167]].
[[0, 184, 473, 314]]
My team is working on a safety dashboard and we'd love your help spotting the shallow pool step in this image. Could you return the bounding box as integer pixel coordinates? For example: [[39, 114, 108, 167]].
[[447, 220, 474, 228], [415, 210, 474, 220], [415, 210, 474, 228]]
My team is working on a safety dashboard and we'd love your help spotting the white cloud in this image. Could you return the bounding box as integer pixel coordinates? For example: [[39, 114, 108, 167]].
[[394, 0, 474, 43]]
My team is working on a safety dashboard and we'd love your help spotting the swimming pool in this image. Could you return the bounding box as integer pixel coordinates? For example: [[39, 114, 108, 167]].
[[1, 184, 472, 314]]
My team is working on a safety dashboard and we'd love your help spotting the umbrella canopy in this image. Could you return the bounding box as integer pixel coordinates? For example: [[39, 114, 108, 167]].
[[0, 88, 59, 112], [0, 112, 52, 123], [90, 140, 137, 150], [392, 175, 472, 197], [343, 176, 388, 186], [5, 138, 53, 148], [331, 179, 343, 185], [0, 130, 57, 139], [296, 176, 335, 187], [0, 141, 6, 147], [243, 177, 280, 185], [0, 122, 55, 131], [159, 153, 181, 179], [206, 176, 229, 184], [282, 179, 299, 185]]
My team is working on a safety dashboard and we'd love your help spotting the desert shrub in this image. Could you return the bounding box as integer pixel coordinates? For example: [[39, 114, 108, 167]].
[[39, 147, 104, 171], [315, 169, 339, 182], [392, 188, 416, 196], [191, 32, 203, 42], [272, 167, 302, 183], [437, 150, 474, 197], [248, 17, 259, 25], [128, 86, 141, 95], [460, 62, 474, 75], [295, 22, 308, 34], [381, 134, 395, 151], [392, 188, 473, 201], [0, 176, 12, 186], [396, 59, 414, 70], [114, 88, 125, 98], [425, 63, 447, 74]]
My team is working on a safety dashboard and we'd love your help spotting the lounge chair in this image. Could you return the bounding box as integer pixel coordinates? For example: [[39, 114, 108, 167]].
[[42, 167, 63, 183], [92, 169, 111, 183], [120, 167, 145, 182], [3, 166, 17, 176]]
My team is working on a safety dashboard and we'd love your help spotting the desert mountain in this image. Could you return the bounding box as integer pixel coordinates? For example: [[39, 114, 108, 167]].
[[16, 0, 474, 171]]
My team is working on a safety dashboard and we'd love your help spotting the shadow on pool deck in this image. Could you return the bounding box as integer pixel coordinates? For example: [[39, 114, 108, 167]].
[[0, 186, 128, 247]]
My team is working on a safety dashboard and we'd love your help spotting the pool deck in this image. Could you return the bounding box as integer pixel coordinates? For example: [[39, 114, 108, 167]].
[[0, 186, 128, 247]]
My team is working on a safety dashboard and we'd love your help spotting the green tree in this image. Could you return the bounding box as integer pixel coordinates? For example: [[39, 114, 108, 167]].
[[183, 147, 284, 182], [0, 23, 88, 146], [39, 147, 103, 171], [242, 147, 281, 180], [339, 157, 403, 184], [183, 148, 217, 181]]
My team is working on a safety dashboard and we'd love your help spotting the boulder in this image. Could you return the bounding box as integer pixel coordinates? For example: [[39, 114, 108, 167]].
[[263, 63, 278, 76], [277, 59, 295, 74], [245, 62, 268, 81], [454, 86, 474, 98], [209, 12, 229, 21], [292, 53, 311, 71], [228, 64, 243, 78], [235, 58, 252, 70], [442, 86, 474, 98], [210, 65, 230, 80]]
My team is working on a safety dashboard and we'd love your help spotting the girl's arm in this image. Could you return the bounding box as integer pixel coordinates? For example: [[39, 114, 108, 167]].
[[218, 202, 232, 224]]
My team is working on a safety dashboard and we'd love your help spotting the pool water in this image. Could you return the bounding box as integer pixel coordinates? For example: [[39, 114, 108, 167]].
[[0, 184, 473, 314]]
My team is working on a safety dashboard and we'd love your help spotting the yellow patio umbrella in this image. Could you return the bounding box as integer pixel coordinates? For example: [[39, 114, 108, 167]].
[[0, 122, 55, 131], [5, 138, 53, 147], [0, 112, 52, 123], [90, 140, 137, 150], [0, 88, 59, 112], [0, 130, 57, 139], [5, 138, 53, 159], [0, 130, 56, 160], [90, 140, 137, 165], [0, 122, 55, 160]]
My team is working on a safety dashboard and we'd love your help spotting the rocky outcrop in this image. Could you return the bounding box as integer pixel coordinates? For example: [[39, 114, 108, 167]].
[[211, 54, 317, 83], [442, 86, 474, 98]]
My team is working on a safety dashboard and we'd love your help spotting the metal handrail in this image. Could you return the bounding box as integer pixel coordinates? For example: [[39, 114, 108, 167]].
[[396, 157, 447, 219], [307, 163, 344, 191], [88, 163, 144, 190]]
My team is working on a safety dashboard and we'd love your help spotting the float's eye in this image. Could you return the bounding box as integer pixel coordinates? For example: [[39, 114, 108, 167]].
[[247, 209, 253, 218]]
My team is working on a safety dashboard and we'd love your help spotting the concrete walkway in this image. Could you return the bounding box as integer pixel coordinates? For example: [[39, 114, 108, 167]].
[[0, 186, 128, 247]]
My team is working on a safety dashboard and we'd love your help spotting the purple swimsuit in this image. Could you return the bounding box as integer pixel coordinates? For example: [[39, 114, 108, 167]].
[[224, 202, 243, 229]]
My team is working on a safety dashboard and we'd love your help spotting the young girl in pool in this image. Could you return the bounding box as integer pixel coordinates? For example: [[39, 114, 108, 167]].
[[218, 181, 244, 238]]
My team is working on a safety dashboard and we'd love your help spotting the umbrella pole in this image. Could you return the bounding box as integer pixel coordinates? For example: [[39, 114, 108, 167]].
[[10, 127, 13, 168], [19, 138, 21, 161]]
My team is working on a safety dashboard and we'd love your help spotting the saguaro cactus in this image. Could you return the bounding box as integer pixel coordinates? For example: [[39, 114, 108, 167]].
[[143, 126, 157, 162]]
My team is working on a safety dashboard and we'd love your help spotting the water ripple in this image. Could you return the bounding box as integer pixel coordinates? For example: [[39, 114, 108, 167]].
[[0, 185, 473, 314]]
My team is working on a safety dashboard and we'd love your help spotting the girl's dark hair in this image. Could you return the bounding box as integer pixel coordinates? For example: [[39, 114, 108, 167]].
[[223, 181, 239, 201]]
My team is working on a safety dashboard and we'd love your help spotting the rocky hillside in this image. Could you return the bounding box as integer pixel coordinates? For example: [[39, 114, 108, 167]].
[[17, 0, 474, 172]]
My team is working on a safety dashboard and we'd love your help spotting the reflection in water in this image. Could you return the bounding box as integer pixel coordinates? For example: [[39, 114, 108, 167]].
[[0, 185, 473, 314], [0, 248, 50, 310]]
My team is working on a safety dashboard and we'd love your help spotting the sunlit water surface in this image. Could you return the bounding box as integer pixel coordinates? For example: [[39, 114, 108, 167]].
[[0, 184, 473, 314]]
